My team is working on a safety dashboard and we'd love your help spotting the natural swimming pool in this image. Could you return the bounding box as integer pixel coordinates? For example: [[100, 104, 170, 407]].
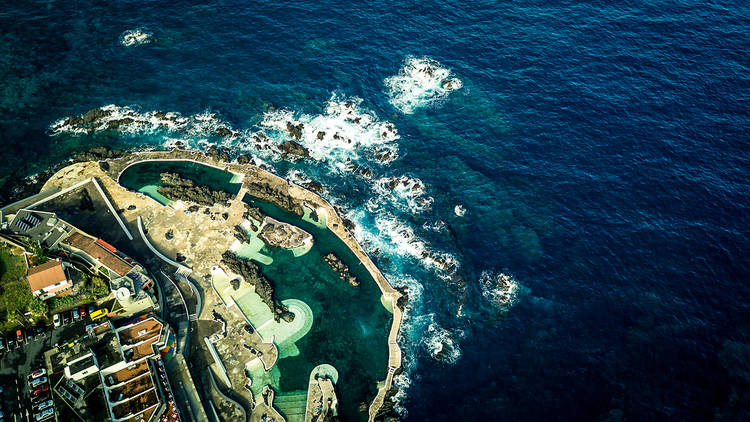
[[119, 159, 390, 421], [118, 160, 243, 206]]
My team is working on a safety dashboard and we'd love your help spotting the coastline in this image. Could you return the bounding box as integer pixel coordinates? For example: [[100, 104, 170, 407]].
[[40, 148, 404, 420]]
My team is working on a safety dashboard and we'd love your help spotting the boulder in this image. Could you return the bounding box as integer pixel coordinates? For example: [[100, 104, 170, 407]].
[[278, 140, 309, 158], [286, 122, 304, 140]]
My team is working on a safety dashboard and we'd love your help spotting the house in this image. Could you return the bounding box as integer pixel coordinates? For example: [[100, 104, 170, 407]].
[[26, 259, 73, 300], [59, 315, 181, 422]]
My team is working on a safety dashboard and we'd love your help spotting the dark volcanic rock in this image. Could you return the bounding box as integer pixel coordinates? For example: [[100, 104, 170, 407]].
[[234, 225, 250, 244], [127, 204, 137, 211], [82, 107, 112, 124], [286, 122, 304, 140], [245, 181, 304, 216], [99, 161, 110, 171], [324, 253, 359, 287], [175, 253, 186, 263], [157, 172, 233, 207], [316, 131, 325, 140], [278, 140, 309, 159], [237, 154, 251, 165], [165, 229, 174, 240], [221, 251, 293, 321], [215, 127, 233, 136], [73, 146, 125, 163]]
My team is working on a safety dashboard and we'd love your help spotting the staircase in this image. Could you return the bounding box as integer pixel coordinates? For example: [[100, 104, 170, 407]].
[[273, 391, 308, 422]]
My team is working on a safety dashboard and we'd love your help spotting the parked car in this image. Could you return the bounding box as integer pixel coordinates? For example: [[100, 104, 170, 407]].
[[26, 329, 34, 342], [88, 304, 95, 315], [34, 407, 53, 421], [30, 369, 46, 379], [36, 326, 43, 335], [35, 399, 53, 411], [0, 337, 4, 351], [53, 314, 61, 328], [31, 391, 48, 404], [32, 384, 49, 395], [30, 377, 47, 388], [15, 330, 23, 344], [72, 308, 79, 320]]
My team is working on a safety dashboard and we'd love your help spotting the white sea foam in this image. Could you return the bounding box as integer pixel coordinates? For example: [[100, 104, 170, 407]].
[[259, 93, 399, 167], [385, 56, 463, 114], [120, 29, 152, 47], [424, 320, 463, 364], [454, 204, 466, 217], [49, 105, 237, 140], [349, 210, 458, 278], [479, 270, 520, 313], [370, 176, 434, 214]]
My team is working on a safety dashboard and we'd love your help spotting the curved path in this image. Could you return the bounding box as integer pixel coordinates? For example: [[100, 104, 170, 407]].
[[209, 370, 248, 422], [137, 216, 192, 273]]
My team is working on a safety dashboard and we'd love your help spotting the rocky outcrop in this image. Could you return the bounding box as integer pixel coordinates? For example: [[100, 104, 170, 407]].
[[73, 146, 125, 163], [324, 253, 359, 287], [242, 203, 265, 222], [245, 181, 304, 216], [233, 225, 250, 244], [259, 217, 312, 249], [205, 145, 231, 162], [221, 251, 294, 322], [157, 172, 233, 206], [286, 122, 304, 140], [278, 140, 309, 159]]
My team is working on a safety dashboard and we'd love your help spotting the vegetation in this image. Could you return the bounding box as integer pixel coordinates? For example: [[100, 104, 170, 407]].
[[0, 245, 26, 283]]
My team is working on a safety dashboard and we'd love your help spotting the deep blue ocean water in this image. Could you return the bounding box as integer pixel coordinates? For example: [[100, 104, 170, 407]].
[[2, 1, 749, 420]]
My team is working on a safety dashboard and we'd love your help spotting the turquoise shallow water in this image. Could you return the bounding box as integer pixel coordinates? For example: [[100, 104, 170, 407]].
[[1, 1, 749, 420]]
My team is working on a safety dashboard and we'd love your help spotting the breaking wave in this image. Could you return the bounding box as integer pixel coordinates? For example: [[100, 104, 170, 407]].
[[480, 270, 520, 313], [349, 210, 458, 278], [454, 204, 466, 217], [423, 319, 463, 365], [385, 56, 463, 114], [259, 93, 399, 168], [368, 175, 434, 214], [120, 29, 152, 47], [49, 105, 235, 140]]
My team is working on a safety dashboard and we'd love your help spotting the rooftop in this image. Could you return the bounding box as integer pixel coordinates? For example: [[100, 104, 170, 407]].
[[61, 231, 135, 276], [27, 259, 68, 291]]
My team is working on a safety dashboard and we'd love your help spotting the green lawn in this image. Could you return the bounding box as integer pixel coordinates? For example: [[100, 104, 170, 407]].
[[0, 246, 26, 283]]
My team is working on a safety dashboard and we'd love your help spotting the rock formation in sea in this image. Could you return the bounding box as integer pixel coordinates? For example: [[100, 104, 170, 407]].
[[324, 252, 359, 287]]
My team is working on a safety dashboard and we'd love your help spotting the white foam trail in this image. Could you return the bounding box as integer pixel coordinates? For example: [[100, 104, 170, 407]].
[[454, 204, 466, 217], [423, 319, 463, 365], [49, 105, 235, 139], [348, 209, 459, 278], [259, 93, 399, 167], [479, 270, 520, 313], [369, 176, 434, 214], [120, 29, 152, 47], [385, 56, 463, 114]]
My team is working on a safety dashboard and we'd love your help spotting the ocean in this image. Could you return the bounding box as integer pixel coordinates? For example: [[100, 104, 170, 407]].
[[1, 0, 749, 420]]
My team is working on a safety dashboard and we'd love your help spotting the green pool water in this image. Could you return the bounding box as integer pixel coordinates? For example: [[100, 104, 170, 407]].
[[244, 196, 391, 421], [118, 160, 242, 203]]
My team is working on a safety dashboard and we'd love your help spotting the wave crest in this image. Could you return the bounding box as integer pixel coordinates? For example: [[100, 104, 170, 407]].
[[385, 56, 463, 114], [480, 270, 520, 313], [120, 29, 152, 47], [259, 93, 399, 167]]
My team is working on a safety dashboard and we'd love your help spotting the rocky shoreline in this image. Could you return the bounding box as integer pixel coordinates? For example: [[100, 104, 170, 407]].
[[324, 253, 359, 287]]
